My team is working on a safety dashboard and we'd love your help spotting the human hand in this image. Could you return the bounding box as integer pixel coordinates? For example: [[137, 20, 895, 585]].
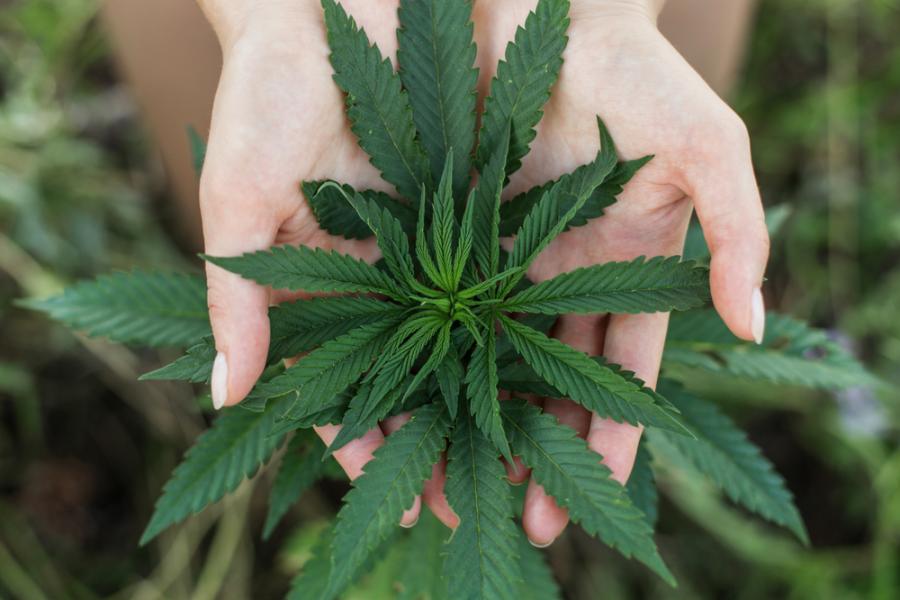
[[197, 0, 439, 526], [471, 0, 769, 546]]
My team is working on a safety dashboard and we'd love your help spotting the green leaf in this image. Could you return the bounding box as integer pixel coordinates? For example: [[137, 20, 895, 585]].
[[663, 309, 877, 389], [397, 0, 478, 197], [516, 532, 562, 600], [499, 119, 626, 236], [498, 316, 689, 434], [287, 526, 336, 600], [477, 0, 570, 177], [435, 340, 463, 418], [626, 441, 658, 529], [203, 245, 402, 298], [144, 297, 403, 384], [501, 119, 619, 290], [322, 0, 429, 200], [443, 410, 521, 600], [263, 432, 327, 540], [141, 336, 216, 383], [303, 180, 417, 240], [344, 188, 417, 285], [466, 319, 512, 461], [326, 403, 451, 597], [431, 151, 458, 287], [140, 399, 288, 545], [416, 187, 445, 288], [472, 124, 510, 277], [269, 296, 407, 363], [248, 316, 405, 412], [502, 256, 710, 315], [649, 381, 808, 543], [23, 271, 210, 348], [502, 401, 675, 585]]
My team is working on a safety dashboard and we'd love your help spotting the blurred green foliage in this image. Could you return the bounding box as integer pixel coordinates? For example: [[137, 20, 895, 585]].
[[0, 0, 897, 598]]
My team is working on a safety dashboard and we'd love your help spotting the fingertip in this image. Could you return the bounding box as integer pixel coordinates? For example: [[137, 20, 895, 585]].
[[522, 480, 568, 547], [206, 263, 271, 407], [709, 243, 767, 343], [422, 459, 459, 529], [504, 456, 529, 485], [400, 496, 421, 528]]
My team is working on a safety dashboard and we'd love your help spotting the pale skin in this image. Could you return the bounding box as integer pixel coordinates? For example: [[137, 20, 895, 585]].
[[197, 0, 769, 544]]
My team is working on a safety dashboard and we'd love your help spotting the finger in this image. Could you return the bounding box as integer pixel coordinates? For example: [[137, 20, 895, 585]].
[[522, 315, 601, 546], [380, 413, 422, 527], [314, 423, 385, 481], [689, 115, 770, 343], [587, 312, 669, 484], [522, 480, 568, 548], [422, 455, 459, 529], [503, 455, 530, 485], [201, 175, 280, 410]]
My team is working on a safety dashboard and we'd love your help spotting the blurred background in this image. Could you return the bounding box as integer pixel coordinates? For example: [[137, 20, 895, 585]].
[[0, 0, 897, 598]]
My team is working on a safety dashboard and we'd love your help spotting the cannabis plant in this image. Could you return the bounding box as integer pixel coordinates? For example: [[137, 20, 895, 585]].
[[26, 0, 876, 597]]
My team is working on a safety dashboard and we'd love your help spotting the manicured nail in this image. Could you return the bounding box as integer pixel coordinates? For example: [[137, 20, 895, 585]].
[[211, 352, 228, 410], [751, 287, 765, 345], [399, 515, 419, 529], [528, 537, 553, 549]]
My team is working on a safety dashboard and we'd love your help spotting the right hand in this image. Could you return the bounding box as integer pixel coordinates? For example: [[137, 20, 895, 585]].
[[197, 0, 453, 528]]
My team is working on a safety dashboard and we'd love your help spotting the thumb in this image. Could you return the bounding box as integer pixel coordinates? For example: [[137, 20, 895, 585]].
[[202, 182, 279, 409], [689, 117, 770, 344]]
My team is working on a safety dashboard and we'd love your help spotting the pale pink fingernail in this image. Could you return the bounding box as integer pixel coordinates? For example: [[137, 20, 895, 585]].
[[528, 537, 554, 548], [211, 352, 229, 410], [751, 287, 765, 345]]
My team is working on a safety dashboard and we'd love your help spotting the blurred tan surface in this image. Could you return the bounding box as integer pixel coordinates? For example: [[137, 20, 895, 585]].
[[101, 0, 757, 250]]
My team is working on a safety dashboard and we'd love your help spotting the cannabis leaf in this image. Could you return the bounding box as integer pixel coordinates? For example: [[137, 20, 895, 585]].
[[477, 0, 570, 176], [444, 411, 521, 600], [663, 309, 876, 389], [398, 0, 478, 197], [502, 257, 710, 315], [204, 245, 402, 299], [499, 315, 689, 434], [648, 381, 808, 543], [326, 403, 451, 597], [502, 400, 675, 585], [263, 432, 328, 540], [626, 441, 658, 529], [247, 317, 404, 412], [140, 399, 287, 545], [466, 321, 512, 461], [322, 0, 429, 199], [303, 180, 417, 240], [516, 533, 562, 600], [141, 336, 216, 383], [24, 271, 209, 347]]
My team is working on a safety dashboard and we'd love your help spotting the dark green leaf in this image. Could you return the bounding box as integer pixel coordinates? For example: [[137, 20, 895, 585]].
[[397, 0, 478, 197], [23, 271, 209, 348], [444, 411, 521, 600], [323, 0, 429, 199], [502, 401, 674, 585]]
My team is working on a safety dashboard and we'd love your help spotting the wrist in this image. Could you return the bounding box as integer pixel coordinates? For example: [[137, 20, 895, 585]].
[[197, 0, 320, 50], [570, 0, 666, 22]]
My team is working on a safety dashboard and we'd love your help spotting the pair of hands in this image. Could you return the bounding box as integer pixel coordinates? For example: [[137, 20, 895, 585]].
[[198, 0, 769, 546]]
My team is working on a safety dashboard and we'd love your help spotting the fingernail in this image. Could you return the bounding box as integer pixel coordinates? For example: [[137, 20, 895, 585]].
[[528, 537, 553, 549], [211, 352, 229, 410], [751, 287, 765, 345], [399, 515, 419, 529]]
